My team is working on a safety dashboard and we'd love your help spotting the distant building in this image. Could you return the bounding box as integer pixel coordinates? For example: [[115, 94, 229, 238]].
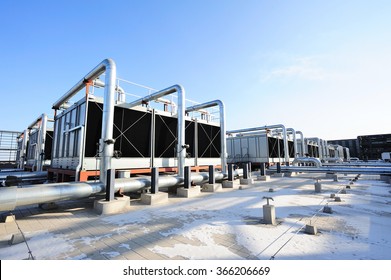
[[328, 133, 391, 160], [358, 134, 391, 160]]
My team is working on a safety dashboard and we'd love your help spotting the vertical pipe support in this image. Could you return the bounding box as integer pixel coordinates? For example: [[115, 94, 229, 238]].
[[184, 166, 191, 189], [260, 163, 266, 176], [228, 164, 234, 181], [151, 167, 159, 194], [277, 162, 281, 173], [243, 164, 249, 179], [296, 131, 305, 157], [208, 165, 215, 184], [105, 169, 115, 201]]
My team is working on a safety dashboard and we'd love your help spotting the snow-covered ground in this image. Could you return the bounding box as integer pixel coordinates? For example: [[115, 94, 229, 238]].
[[1, 173, 391, 260]]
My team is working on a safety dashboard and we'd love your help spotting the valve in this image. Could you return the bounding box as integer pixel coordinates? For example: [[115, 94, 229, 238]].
[[263, 196, 274, 205]]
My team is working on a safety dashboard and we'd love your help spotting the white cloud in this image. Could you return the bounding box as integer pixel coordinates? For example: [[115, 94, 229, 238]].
[[261, 56, 328, 82]]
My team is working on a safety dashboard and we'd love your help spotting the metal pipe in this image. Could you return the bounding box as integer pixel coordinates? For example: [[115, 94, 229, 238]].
[[324, 140, 329, 158], [323, 157, 344, 163], [0, 182, 105, 211], [93, 79, 126, 103], [296, 131, 305, 157], [306, 137, 323, 159], [0, 170, 242, 211], [74, 126, 85, 182], [17, 130, 28, 169], [227, 124, 290, 163], [37, 114, 48, 172], [288, 128, 297, 159], [52, 58, 117, 186], [275, 128, 297, 159], [185, 100, 227, 173], [0, 171, 48, 181], [0, 169, 25, 173], [126, 84, 186, 177], [272, 166, 391, 175], [292, 157, 322, 167]]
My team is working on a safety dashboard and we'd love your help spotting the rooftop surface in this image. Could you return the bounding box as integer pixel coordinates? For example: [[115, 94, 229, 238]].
[[1, 173, 391, 260]]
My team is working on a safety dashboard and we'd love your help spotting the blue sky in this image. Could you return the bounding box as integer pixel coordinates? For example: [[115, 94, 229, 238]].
[[0, 0, 390, 140]]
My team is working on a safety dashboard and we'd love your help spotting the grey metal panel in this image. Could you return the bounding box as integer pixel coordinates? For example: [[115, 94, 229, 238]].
[[226, 134, 270, 163]]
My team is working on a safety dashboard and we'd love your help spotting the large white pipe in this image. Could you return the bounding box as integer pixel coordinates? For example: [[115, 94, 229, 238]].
[[296, 131, 305, 157], [306, 137, 323, 159], [227, 124, 290, 163], [292, 157, 322, 167], [126, 85, 186, 177], [0, 170, 239, 212], [274, 128, 298, 159], [52, 58, 117, 186], [37, 114, 47, 172], [17, 130, 28, 169], [274, 165, 391, 175], [185, 100, 227, 173], [93, 79, 126, 103]]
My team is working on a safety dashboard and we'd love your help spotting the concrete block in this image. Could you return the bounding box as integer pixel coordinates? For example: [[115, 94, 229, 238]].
[[141, 192, 168, 205], [262, 204, 276, 225], [239, 178, 254, 185], [257, 175, 270, 181], [323, 206, 333, 214], [9, 233, 24, 245], [118, 171, 130, 178], [305, 224, 318, 235], [334, 196, 342, 202], [340, 188, 347, 194], [94, 196, 130, 214], [285, 172, 297, 177], [202, 183, 222, 192], [222, 181, 234, 188], [314, 182, 322, 193], [330, 193, 336, 198], [325, 173, 336, 179], [380, 175, 391, 183], [177, 186, 201, 198], [272, 173, 284, 178], [3, 215, 15, 223], [269, 188, 274, 192]]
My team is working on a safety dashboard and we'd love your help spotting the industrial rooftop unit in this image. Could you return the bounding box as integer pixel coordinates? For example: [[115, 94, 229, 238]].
[[49, 95, 222, 181], [0, 130, 20, 169], [226, 131, 295, 167], [17, 114, 54, 171]]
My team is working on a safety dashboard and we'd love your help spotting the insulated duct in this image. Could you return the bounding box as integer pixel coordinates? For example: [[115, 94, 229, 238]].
[[17, 130, 28, 169], [0, 170, 237, 212], [306, 137, 324, 159], [272, 165, 391, 175], [274, 127, 298, 159], [185, 100, 227, 173], [292, 157, 322, 167], [296, 131, 305, 157], [93, 79, 126, 103]]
